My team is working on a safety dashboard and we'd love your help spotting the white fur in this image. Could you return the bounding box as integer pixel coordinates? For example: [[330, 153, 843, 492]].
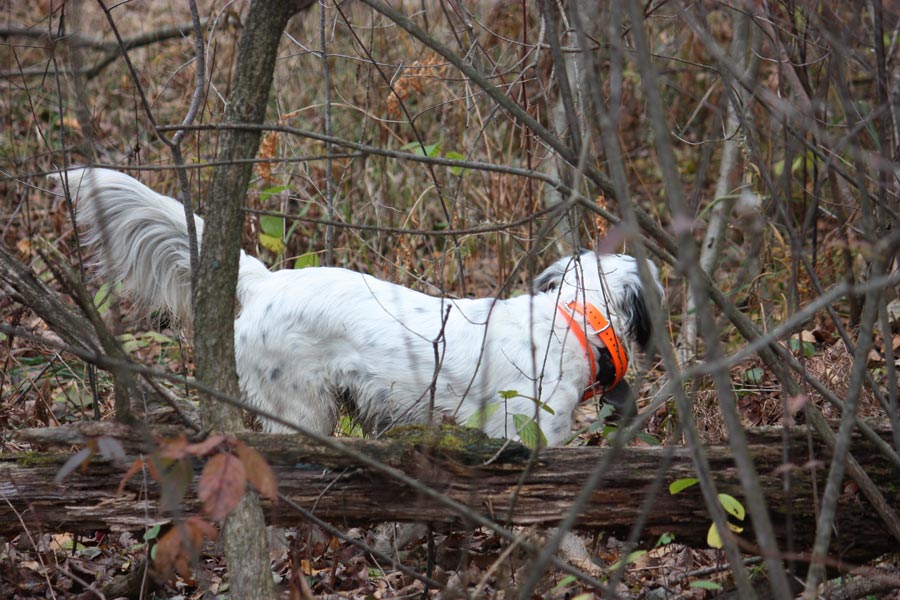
[[52, 168, 661, 446]]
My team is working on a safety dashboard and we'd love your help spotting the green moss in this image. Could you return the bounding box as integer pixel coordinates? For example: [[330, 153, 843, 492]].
[[16, 452, 64, 468], [383, 424, 530, 464]]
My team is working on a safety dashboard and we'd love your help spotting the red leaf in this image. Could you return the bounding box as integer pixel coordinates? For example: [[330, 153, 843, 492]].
[[198, 452, 247, 521], [234, 440, 278, 501]]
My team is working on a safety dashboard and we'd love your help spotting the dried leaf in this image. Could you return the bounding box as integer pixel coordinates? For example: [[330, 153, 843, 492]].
[[158, 435, 189, 460], [117, 457, 145, 495], [198, 452, 247, 521], [235, 440, 278, 501], [185, 434, 226, 458], [185, 515, 218, 544], [153, 526, 183, 581]]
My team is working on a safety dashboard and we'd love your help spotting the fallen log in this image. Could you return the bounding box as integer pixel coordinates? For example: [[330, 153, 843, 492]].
[[3, 421, 898, 565]]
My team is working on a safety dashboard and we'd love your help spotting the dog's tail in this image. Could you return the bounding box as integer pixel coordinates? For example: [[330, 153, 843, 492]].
[[51, 168, 269, 323]]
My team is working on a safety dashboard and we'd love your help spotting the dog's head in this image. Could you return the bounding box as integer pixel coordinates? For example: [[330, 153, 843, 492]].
[[534, 251, 662, 352]]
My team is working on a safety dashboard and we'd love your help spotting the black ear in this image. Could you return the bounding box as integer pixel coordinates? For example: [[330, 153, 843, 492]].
[[624, 284, 653, 351], [534, 262, 566, 293]]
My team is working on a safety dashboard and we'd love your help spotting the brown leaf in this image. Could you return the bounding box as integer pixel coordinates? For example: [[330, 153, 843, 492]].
[[185, 434, 226, 458], [154, 519, 216, 583], [117, 457, 146, 495], [234, 440, 278, 501], [158, 435, 189, 460], [198, 452, 247, 521], [185, 515, 218, 544], [153, 526, 183, 581]]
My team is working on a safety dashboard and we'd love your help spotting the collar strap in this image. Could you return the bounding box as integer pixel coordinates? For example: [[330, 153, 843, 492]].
[[556, 301, 628, 402]]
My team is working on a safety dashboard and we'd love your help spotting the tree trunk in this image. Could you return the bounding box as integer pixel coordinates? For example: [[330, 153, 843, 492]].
[[6, 422, 898, 567], [190, 2, 314, 598]]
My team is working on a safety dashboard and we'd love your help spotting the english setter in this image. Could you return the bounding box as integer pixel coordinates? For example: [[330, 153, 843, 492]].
[[52, 168, 661, 446]]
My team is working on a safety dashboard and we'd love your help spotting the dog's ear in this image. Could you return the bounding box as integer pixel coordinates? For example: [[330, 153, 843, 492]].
[[534, 261, 566, 293], [623, 283, 653, 351]]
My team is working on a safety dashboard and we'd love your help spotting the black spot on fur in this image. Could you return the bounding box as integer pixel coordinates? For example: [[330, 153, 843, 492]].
[[270, 367, 282, 381], [265, 302, 274, 315]]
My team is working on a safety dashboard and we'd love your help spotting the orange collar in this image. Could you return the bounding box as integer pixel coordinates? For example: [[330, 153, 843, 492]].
[[556, 301, 628, 402]]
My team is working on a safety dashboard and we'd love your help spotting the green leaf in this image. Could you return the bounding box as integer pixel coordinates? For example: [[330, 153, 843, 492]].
[[718, 493, 745, 521], [788, 338, 816, 358], [259, 233, 284, 255], [137, 331, 173, 344], [690, 580, 723, 591], [118, 333, 148, 353], [609, 549, 646, 570], [707, 522, 722, 548], [744, 367, 764, 384], [444, 151, 466, 176], [259, 185, 289, 202], [512, 414, 547, 449], [338, 415, 364, 437], [498, 389, 520, 400], [773, 159, 785, 177], [93, 282, 114, 316], [655, 532, 675, 547], [597, 402, 616, 422], [144, 524, 162, 541], [77, 546, 102, 560], [636, 431, 661, 446], [400, 141, 442, 157], [294, 252, 319, 269], [551, 575, 578, 592], [466, 403, 501, 429], [669, 477, 699, 495], [259, 215, 285, 238]]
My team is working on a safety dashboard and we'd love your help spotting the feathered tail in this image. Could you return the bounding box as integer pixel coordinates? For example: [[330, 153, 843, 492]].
[[51, 168, 268, 323]]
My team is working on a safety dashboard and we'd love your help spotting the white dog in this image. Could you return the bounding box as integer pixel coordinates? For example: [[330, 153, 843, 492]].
[[52, 168, 661, 446]]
